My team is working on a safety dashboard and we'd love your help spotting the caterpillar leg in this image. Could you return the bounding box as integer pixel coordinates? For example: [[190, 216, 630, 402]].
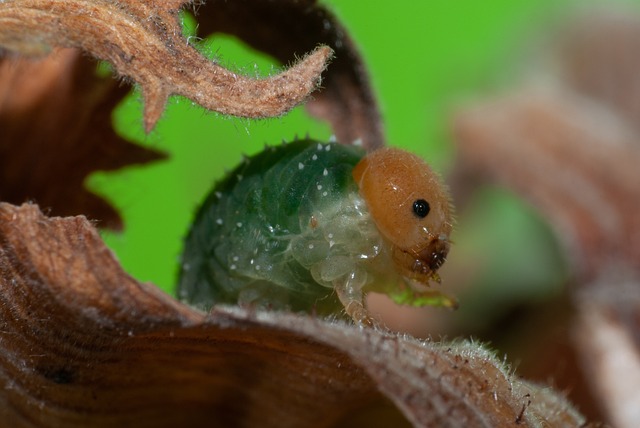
[[334, 282, 376, 327]]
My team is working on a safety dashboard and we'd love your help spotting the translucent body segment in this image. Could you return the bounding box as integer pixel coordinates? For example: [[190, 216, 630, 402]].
[[178, 140, 367, 313]]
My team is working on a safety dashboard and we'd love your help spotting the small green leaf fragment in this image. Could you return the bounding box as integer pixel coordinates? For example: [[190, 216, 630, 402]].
[[389, 287, 459, 309]]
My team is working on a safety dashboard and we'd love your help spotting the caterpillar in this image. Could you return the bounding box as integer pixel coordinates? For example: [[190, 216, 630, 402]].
[[178, 139, 456, 325]]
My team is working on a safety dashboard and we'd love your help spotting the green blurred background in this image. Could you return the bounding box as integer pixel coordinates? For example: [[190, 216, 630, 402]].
[[87, 0, 568, 312]]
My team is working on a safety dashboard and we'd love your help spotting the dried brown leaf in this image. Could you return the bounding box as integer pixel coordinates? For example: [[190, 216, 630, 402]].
[[452, 89, 640, 279], [451, 8, 640, 427], [0, 202, 587, 427], [574, 268, 640, 428], [0, 0, 344, 228], [0, 0, 333, 131], [0, 48, 164, 229], [556, 7, 640, 135], [193, 0, 385, 150]]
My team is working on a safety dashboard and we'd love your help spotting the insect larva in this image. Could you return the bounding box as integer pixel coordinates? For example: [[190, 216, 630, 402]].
[[178, 139, 456, 325]]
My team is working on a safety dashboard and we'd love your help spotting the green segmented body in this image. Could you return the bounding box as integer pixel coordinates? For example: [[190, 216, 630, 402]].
[[178, 139, 371, 313]]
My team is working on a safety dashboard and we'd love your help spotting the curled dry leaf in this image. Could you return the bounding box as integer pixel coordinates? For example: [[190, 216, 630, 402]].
[[452, 6, 640, 427], [562, 6, 640, 402], [0, 202, 587, 427], [0, 47, 164, 229], [0, 0, 383, 227], [0, 0, 333, 132], [556, 7, 640, 135], [193, 0, 385, 150], [453, 88, 640, 280], [574, 268, 640, 428], [452, 87, 640, 428]]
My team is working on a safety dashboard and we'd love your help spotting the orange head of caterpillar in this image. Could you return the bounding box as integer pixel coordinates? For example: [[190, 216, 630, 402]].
[[353, 147, 453, 284]]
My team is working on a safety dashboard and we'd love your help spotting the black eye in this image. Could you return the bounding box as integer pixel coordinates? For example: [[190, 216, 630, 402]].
[[412, 199, 430, 218]]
